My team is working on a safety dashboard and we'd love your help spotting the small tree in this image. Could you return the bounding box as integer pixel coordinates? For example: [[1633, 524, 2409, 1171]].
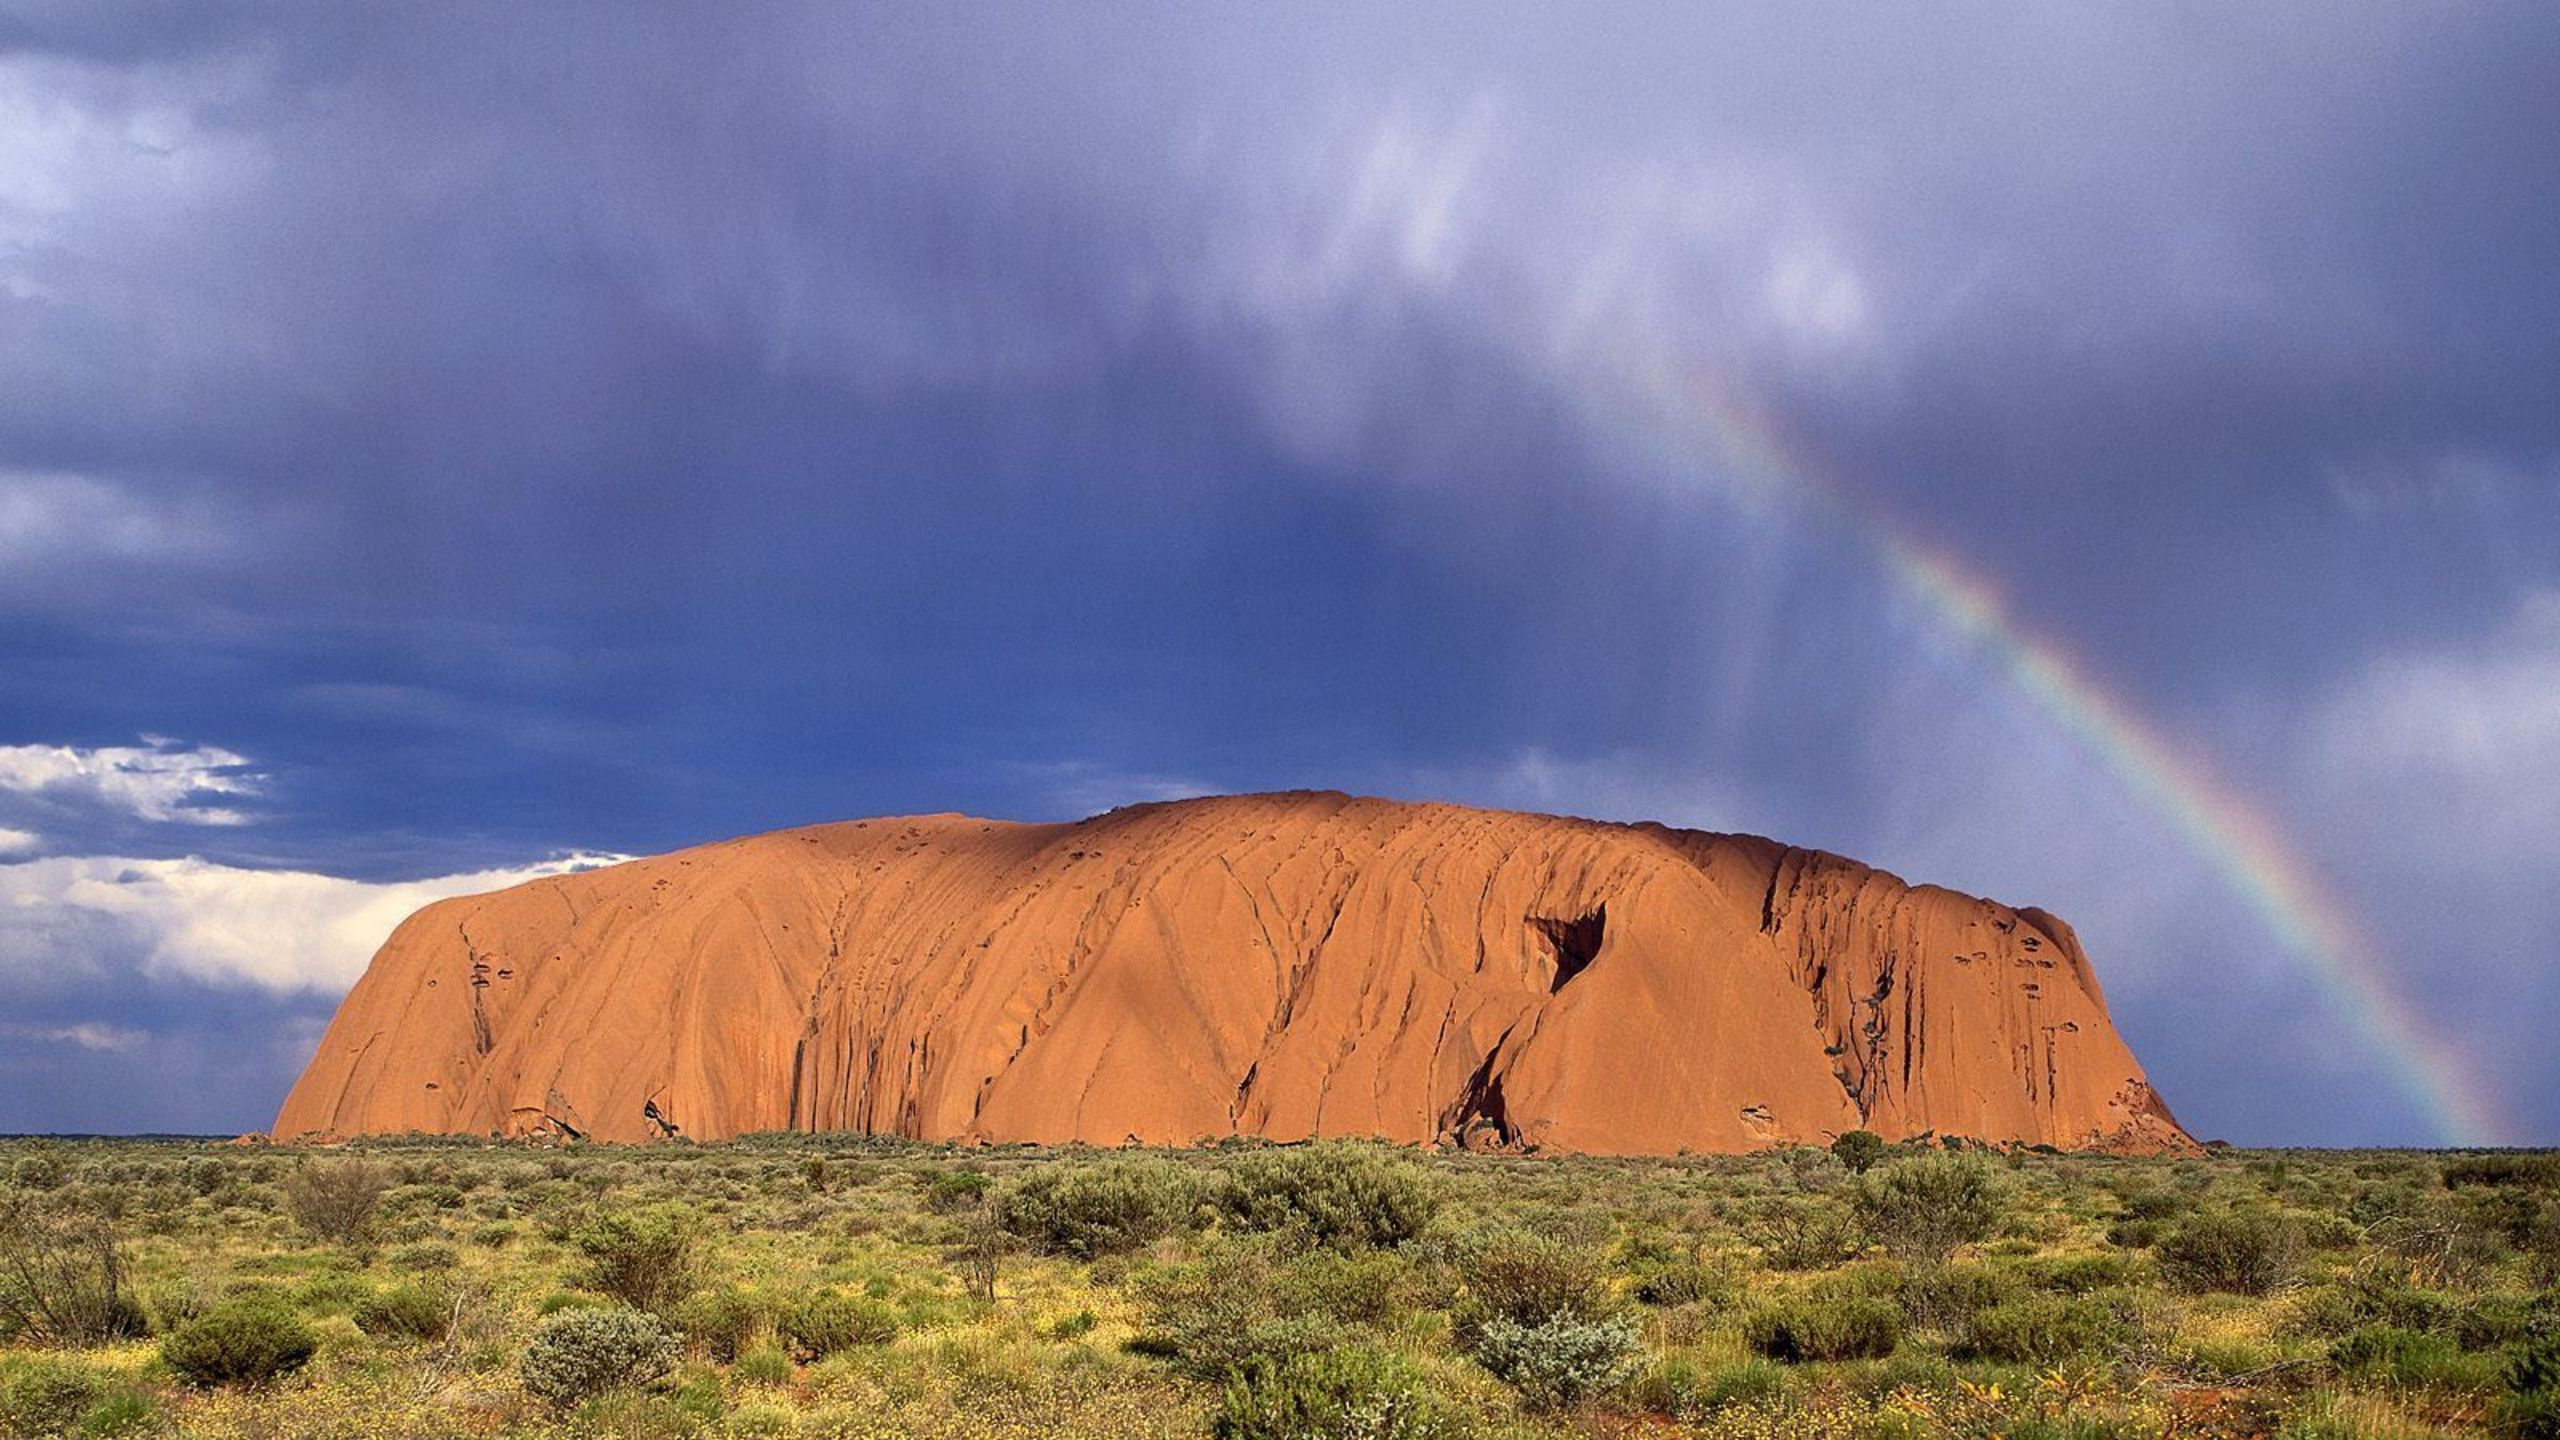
[[1830, 1131, 1888, 1176], [282, 1159, 394, 1251], [0, 1200, 139, 1346], [948, 1195, 1011, 1303]]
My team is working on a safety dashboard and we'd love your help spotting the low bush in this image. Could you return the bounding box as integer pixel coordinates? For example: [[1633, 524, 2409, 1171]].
[[733, 1343, 792, 1387], [1217, 1144, 1440, 1251], [1214, 1345, 1445, 1440], [2328, 1324, 2502, 1391], [351, 1281, 453, 1341], [1000, 1156, 1204, 1258], [571, 1210, 699, 1311], [1899, 1262, 2023, 1331], [2288, 1269, 2456, 1339], [518, 1307, 680, 1409], [1633, 1355, 1790, 1420], [1473, 1313, 1644, 1411], [161, 1296, 319, 1387], [386, 1240, 460, 1272], [67, 1386, 153, 1437], [0, 1356, 102, 1436], [2022, 1252, 2144, 1294], [922, 1169, 993, 1215], [2504, 1325, 2560, 1440], [1851, 1154, 2005, 1265], [1956, 1294, 2131, 1364], [1130, 1241, 1358, 1379], [2157, 1211, 2302, 1296], [673, 1286, 762, 1363], [1745, 1290, 1903, 1363], [1630, 1256, 1735, 1309], [1450, 1227, 1612, 1345], [776, 1291, 898, 1362], [2442, 1155, 2560, 1191]]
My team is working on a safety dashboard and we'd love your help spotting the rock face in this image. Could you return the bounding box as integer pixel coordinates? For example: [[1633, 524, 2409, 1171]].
[[275, 792, 2189, 1153]]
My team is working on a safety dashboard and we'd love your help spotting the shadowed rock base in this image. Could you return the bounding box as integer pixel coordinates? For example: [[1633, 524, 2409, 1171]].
[[275, 792, 2192, 1154]]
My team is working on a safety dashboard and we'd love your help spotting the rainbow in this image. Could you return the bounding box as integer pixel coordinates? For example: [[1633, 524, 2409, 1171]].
[[1607, 353, 2505, 1146]]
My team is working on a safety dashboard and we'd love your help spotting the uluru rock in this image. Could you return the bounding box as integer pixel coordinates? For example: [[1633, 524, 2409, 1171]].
[[275, 792, 2190, 1153]]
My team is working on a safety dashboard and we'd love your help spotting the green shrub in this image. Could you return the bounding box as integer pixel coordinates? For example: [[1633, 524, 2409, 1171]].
[[1214, 1346, 1445, 1439], [2515, 1322, 2560, 1386], [922, 1169, 993, 1214], [1217, 1144, 1440, 1250], [1633, 1355, 1790, 1420], [2531, 1206, 2560, 1288], [1291, 1249, 1432, 1328], [518, 1307, 680, 1409], [1745, 1292, 1902, 1363], [2504, 1388, 2560, 1440], [776, 1291, 898, 1362], [386, 1241, 459, 1272], [1899, 1262, 2023, 1331], [1000, 1157, 1204, 1258], [1450, 1227, 1612, 1344], [733, 1343, 792, 1386], [1851, 1154, 2005, 1264], [571, 1211, 699, 1311], [2442, 1155, 2560, 1191], [1832, 1131, 1888, 1175], [68, 1387, 154, 1438], [1473, 1313, 1644, 1411], [351, 1281, 453, 1341], [2452, 1293, 2539, 1351], [2328, 1325, 2501, 1391], [2156, 1211, 2301, 1296], [1631, 1256, 1735, 1309], [1130, 1241, 1355, 1379], [2290, 1270, 2456, 1339], [1746, 1201, 1865, 1270], [161, 1296, 319, 1387], [672, 1287, 761, 1363], [1, 1357, 102, 1436], [1956, 1294, 2130, 1364], [2023, 1253, 2143, 1295]]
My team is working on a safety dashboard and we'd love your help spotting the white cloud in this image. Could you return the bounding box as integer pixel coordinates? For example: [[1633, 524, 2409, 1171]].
[[1391, 746, 1751, 840], [0, 850, 631, 993], [2308, 591, 2560, 855], [0, 827, 37, 856], [1015, 761, 1219, 821], [0, 1021, 147, 1052], [0, 737, 261, 825], [0, 471, 234, 572], [2324, 448, 2560, 517]]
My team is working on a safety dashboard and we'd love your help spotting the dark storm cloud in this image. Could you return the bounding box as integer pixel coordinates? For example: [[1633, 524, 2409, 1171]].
[[2, 3, 2554, 1140]]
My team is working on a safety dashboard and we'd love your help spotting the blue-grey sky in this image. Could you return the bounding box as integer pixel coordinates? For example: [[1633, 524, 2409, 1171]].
[[3, 4, 2555, 1143]]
